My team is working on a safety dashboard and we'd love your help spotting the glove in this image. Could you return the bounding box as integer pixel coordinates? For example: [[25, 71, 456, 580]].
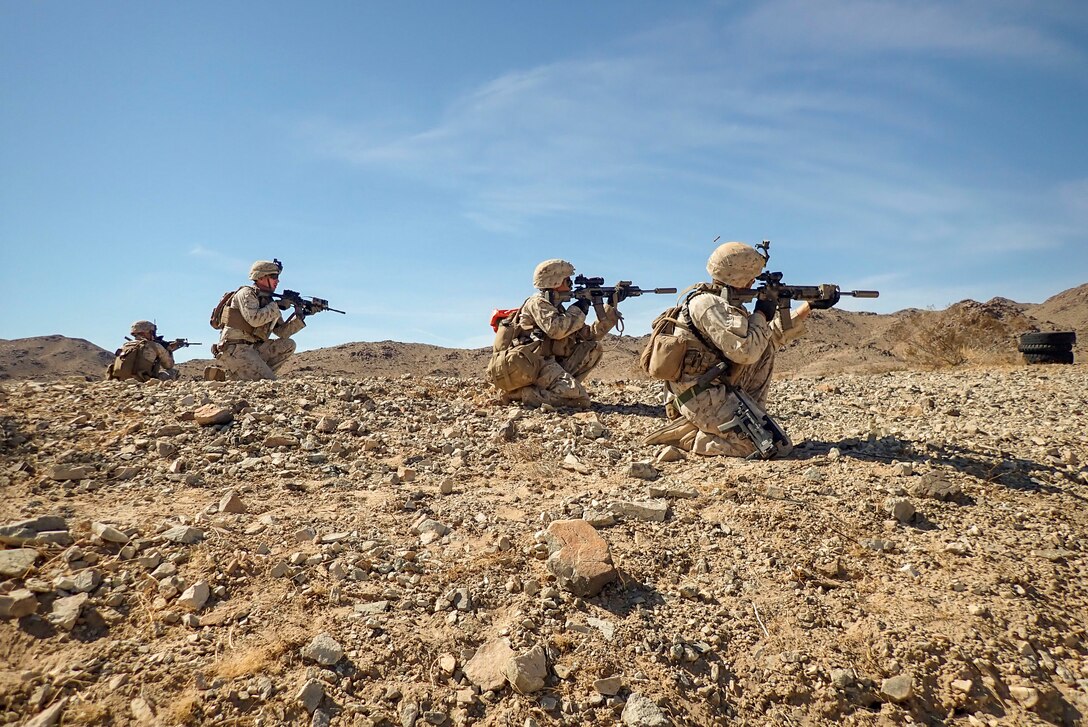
[[610, 286, 629, 305], [809, 291, 840, 310], [571, 298, 591, 314], [754, 297, 777, 320]]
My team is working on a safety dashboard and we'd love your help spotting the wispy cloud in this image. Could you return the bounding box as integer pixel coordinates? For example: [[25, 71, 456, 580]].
[[294, 0, 1086, 275], [737, 0, 1085, 63]]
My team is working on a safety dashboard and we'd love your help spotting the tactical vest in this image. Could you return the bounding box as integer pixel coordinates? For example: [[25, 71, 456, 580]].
[[212, 286, 274, 341], [640, 285, 725, 382]]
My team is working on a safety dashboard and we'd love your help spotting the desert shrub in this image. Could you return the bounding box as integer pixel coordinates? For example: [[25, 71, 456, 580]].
[[888, 303, 1026, 368]]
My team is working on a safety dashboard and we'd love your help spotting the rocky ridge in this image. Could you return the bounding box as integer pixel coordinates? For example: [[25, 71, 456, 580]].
[[1, 367, 1087, 726]]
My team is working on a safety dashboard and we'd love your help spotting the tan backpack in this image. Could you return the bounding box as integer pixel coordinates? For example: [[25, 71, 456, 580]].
[[485, 300, 543, 392], [639, 289, 721, 382], [105, 340, 155, 382], [210, 290, 235, 330], [639, 303, 689, 382]]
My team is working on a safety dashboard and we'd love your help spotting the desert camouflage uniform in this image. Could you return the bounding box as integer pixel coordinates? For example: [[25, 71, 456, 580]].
[[112, 339, 178, 381], [509, 293, 620, 408], [665, 287, 806, 456], [215, 285, 305, 381]]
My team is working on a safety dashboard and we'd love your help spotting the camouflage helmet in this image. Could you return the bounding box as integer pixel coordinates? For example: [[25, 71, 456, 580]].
[[533, 259, 575, 289], [130, 320, 157, 335], [706, 242, 766, 287], [249, 259, 283, 281]]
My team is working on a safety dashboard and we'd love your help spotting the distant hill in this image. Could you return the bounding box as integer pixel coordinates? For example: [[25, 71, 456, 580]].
[[0, 335, 114, 380], [2, 284, 1084, 381], [1027, 283, 1088, 332]]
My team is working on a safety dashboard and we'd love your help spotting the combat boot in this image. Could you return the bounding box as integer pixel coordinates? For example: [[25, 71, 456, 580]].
[[644, 418, 698, 448]]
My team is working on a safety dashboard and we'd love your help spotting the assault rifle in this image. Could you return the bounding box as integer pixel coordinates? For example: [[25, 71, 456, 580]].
[[728, 240, 879, 330], [156, 337, 202, 351], [271, 289, 347, 318], [566, 274, 677, 304]]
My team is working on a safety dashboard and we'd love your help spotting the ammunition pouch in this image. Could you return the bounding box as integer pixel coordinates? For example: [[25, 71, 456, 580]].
[[486, 341, 544, 392], [644, 332, 687, 382]]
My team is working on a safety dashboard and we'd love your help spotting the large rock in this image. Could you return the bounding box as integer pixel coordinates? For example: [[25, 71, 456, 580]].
[[504, 644, 547, 694], [0, 548, 40, 577], [463, 638, 515, 692], [542, 520, 617, 597]]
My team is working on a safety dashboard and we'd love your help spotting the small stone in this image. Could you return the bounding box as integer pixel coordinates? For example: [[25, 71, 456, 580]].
[[505, 644, 547, 694], [951, 679, 973, 694], [908, 471, 962, 501], [655, 446, 685, 463], [613, 500, 668, 522], [161, 525, 203, 544], [24, 698, 67, 727], [439, 479, 455, 495], [621, 692, 669, 726], [463, 638, 516, 692], [625, 462, 660, 481], [316, 416, 339, 433], [302, 633, 343, 666], [542, 519, 617, 597], [883, 497, 915, 523], [881, 674, 913, 703], [398, 701, 420, 727], [70, 569, 101, 593], [193, 404, 234, 426], [91, 522, 129, 543], [1009, 685, 1039, 709], [219, 491, 247, 514], [263, 435, 299, 448], [646, 484, 698, 500], [48, 466, 92, 481], [49, 592, 88, 630], [296, 679, 324, 714], [0, 589, 38, 618], [594, 675, 623, 695], [0, 548, 40, 577], [177, 582, 210, 611]]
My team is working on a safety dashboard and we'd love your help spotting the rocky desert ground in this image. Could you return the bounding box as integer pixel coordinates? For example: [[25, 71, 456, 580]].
[[1, 285, 1086, 727]]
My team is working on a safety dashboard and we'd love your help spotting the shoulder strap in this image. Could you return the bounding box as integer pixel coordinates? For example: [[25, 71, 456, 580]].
[[678, 289, 729, 363]]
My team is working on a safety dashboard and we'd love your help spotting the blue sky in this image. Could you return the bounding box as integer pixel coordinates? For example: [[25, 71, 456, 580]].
[[2, 1, 1086, 361]]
